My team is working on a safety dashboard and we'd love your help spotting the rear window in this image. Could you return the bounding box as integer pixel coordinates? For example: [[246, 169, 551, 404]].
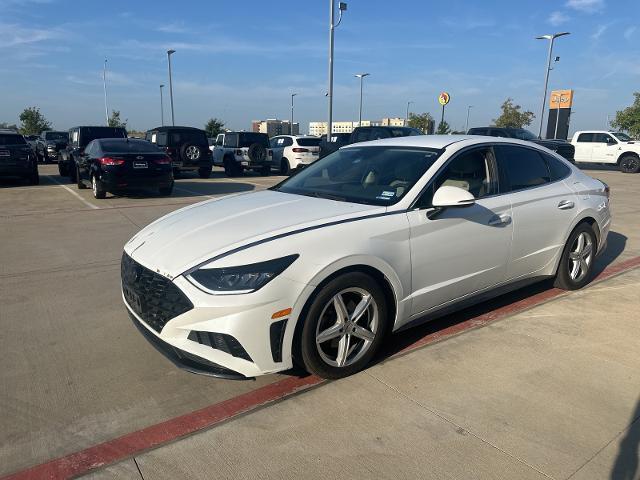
[[576, 133, 594, 142], [496, 145, 551, 192], [238, 133, 269, 148], [171, 130, 207, 145], [45, 132, 68, 141], [296, 138, 321, 147], [99, 140, 161, 154], [543, 153, 571, 181], [81, 127, 127, 144], [0, 134, 27, 145]]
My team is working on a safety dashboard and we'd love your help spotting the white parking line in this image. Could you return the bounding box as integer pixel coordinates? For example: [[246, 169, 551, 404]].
[[45, 176, 100, 210]]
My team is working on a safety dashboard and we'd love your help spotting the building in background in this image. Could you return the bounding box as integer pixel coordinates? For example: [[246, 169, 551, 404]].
[[309, 120, 381, 136], [251, 119, 299, 137], [380, 117, 407, 127]]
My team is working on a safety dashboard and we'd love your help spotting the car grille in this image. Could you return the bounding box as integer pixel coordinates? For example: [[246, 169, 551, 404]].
[[121, 253, 193, 333]]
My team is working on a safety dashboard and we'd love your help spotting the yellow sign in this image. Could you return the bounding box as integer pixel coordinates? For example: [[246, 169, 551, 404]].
[[438, 92, 450, 106], [549, 89, 573, 109]]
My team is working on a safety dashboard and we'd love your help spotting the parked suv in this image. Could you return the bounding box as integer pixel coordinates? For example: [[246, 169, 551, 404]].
[[212, 132, 273, 176], [145, 126, 213, 178], [59, 126, 127, 180], [36, 130, 68, 163], [0, 129, 39, 184], [571, 131, 639, 173], [270, 135, 321, 174], [467, 127, 575, 162], [320, 126, 423, 158]]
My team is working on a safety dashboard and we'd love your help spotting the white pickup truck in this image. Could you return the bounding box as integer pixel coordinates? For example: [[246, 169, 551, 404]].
[[571, 130, 639, 173]]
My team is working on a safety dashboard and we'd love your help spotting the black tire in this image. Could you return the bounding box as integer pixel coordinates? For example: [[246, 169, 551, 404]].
[[247, 143, 267, 163], [300, 272, 389, 379], [619, 154, 640, 173], [68, 160, 77, 182], [554, 223, 597, 290], [92, 175, 106, 199], [180, 143, 202, 163], [280, 158, 291, 175], [159, 183, 173, 196], [57, 162, 66, 176], [76, 166, 87, 189], [198, 166, 212, 179]]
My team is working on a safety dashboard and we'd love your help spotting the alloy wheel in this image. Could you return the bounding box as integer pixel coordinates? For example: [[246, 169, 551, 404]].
[[315, 287, 378, 368], [186, 146, 200, 160], [568, 232, 593, 282], [621, 156, 639, 173]]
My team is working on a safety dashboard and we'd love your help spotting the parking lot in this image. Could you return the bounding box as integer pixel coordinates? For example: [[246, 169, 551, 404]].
[[1, 164, 639, 479]]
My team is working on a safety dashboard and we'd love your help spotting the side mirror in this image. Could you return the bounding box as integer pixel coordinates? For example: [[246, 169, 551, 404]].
[[432, 185, 475, 208]]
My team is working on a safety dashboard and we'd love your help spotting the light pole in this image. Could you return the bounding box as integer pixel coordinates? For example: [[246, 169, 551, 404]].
[[159, 84, 165, 126], [167, 49, 176, 126], [291, 93, 297, 135], [465, 105, 473, 132], [406, 101, 413, 126], [355, 73, 369, 126], [103, 58, 109, 125], [536, 32, 570, 139], [327, 1, 347, 139]]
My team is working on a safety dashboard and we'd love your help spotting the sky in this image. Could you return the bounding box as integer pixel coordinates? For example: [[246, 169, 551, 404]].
[[0, 0, 638, 135]]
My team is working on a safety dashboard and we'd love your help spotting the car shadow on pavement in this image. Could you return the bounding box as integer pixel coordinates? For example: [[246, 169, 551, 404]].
[[594, 231, 627, 276], [611, 397, 640, 480], [171, 181, 255, 198]]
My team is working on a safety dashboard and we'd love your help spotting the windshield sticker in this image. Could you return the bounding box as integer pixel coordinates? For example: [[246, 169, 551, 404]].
[[381, 191, 395, 197], [375, 195, 393, 201]]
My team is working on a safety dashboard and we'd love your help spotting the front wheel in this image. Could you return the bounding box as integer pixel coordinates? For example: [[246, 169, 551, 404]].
[[300, 272, 388, 379], [619, 154, 640, 174], [554, 223, 597, 290], [92, 175, 106, 199]]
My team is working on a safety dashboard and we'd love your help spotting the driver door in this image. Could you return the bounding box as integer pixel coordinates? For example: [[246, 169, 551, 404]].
[[406, 146, 513, 318]]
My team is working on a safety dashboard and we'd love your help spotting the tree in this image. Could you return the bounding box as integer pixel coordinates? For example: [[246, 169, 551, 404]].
[[407, 112, 434, 134], [436, 120, 451, 135], [611, 92, 640, 139], [204, 118, 225, 138], [0, 122, 19, 130], [493, 98, 535, 129], [19, 107, 51, 135], [108, 110, 127, 129]]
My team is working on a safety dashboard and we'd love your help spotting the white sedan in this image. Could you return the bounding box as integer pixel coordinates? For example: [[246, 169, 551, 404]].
[[122, 135, 611, 379]]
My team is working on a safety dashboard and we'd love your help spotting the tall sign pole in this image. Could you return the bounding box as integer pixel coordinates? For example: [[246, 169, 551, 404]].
[[103, 59, 109, 125], [438, 92, 450, 131]]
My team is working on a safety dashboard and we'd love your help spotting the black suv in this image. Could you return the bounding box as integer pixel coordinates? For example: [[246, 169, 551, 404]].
[[59, 126, 127, 180], [320, 126, 423, 158], [0, 129, 39, 184], [36, 130, 69, 163], [145, 126, 213, 178], [467, 127, 575, 162]]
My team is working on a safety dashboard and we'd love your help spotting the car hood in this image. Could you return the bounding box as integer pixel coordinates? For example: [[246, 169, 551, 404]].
[[124, 190, 383, 278]]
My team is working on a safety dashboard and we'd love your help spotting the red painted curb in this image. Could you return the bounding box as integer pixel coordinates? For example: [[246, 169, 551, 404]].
[[3, 255, 639, 480]]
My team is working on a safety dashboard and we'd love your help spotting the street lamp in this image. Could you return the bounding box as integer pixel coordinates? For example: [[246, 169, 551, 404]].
[[465, 105, 473, 132], [355, 73, 370, 125], [291, 93, 297, 135], [166, 49, 176, 126], [327, 1, 347, 138], [536, 32, 570, 138], [406, 101, 413, 126], [103, 59, 109, 125], [159, 84, 165, 126]]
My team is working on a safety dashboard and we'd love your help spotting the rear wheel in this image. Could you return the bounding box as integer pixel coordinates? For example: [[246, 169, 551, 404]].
[[554, 223, 597, 290], [280, 158, 291, 175], [198, 166, 212, 179], [619, 154, 640, 173], [300, 272, 389, 379], [92, 175, 106, 199]]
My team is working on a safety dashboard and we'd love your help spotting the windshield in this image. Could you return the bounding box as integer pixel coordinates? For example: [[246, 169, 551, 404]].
[[238, 133, 269, 148], [99, 139, 162, 153], [613, 132, 632, 142], [273, 146, 441, 206], [296, 137, 321, 147], [45, 132, 68, 141], [507, 129, 537, 140]]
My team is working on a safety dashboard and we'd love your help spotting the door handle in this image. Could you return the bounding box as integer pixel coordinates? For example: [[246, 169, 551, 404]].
[[488, 214, 511, 227], [557, 200, 575, 210]]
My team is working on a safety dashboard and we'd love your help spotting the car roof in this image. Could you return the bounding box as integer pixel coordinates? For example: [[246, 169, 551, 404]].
[[70, 126, 126, 129], [146, 126, 204, 132], [343, 134, 548, 150]]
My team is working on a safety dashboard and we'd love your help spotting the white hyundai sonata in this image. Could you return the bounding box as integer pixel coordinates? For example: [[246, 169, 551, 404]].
[[122, 135, 610, 379]]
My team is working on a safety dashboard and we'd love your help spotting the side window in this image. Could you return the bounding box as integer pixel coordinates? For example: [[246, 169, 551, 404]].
[[490, 129, 509, 138], [216, 134, 224, 146], [223, 133, 237, 148], [71, 130, 79, 147], [145, 132, 153, 142], [353, 129, 370, 143], [372, 128, 392, 140], [605, 134, 617, 144], [416, 147, 497, 208], [576, 133, 594, 142], [496, 145, 551, 192], [156, 133, 167, 147], [283, 137, 294, 147], [84, 141, 94, 156], [592, 133, 609, 143], [269, 137, 280, 148], [543, 153, 571, 181]]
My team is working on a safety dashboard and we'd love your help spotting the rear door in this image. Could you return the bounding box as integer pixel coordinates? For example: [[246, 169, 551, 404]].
[[495, 144, 576, 280], [573, 133, 594, 163], [590, 133, 618, 164], [270, 137, 285, 163]]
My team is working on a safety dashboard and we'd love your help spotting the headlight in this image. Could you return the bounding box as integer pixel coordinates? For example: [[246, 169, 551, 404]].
[[186, 254, 299, 294]]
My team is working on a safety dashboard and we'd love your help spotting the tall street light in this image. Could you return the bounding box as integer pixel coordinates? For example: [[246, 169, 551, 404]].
[[355, 73, 370, 125], [327, 1, 347, 139], [536, 32, 570, 139], [103, 59, 109, 125], [159, 84, 165, 126], [465, 105, 473, 132], [167, 49, 176, 126], [406, 101, 413, 126], [290, 93, 297, 135]]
